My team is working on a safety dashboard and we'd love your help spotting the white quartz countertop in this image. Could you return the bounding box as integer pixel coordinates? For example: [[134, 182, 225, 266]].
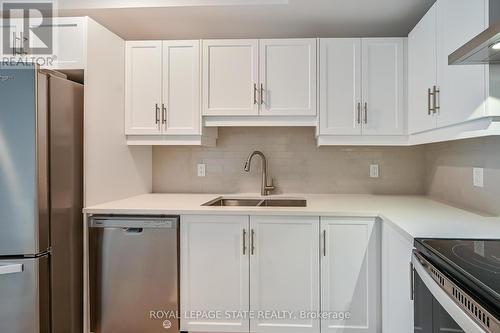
[[83, 193, 500, 240]]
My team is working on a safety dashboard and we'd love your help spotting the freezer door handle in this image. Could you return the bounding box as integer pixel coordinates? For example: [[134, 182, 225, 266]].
[[0, 263, 23, 275]]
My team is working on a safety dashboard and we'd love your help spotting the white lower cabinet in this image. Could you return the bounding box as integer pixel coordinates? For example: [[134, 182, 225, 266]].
[[180, 215, 250, 332], [381, 222, 414, 333], [181, 215, 382, 333], [250, 216, 320, 333], [320, 217, 380, 333]]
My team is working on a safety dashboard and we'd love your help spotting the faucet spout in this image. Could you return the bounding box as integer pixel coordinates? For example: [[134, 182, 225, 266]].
[[243, 151, 275, 196]]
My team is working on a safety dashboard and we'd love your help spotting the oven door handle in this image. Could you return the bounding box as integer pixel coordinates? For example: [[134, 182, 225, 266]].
[[412, 253, 489, 333]]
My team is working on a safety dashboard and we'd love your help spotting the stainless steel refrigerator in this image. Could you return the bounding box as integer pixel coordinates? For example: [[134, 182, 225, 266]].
[[0, 63, 83, 333]]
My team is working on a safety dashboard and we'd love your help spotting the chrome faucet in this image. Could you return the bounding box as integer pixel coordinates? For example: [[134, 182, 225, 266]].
[[244, 151, 275, 196]]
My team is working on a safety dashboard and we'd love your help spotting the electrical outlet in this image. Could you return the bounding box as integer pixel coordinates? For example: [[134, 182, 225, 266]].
[[370, 164, 379, 178], [473, 168, 483, 187], [197, 164, 206, 177]]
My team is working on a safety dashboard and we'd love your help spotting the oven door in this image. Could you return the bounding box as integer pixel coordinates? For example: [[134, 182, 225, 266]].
[[412, 253, 488, 333]]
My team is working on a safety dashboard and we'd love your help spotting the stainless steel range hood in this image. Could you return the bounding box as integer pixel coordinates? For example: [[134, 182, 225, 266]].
[[449, 0, 500, 65], [449, 22, 500, 65]]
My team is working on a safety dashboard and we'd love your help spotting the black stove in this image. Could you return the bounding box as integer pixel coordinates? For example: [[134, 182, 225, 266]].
[[415, 238, 500, 319]]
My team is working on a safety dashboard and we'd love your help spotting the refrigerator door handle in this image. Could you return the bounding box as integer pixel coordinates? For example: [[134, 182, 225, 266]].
[[0, 263, 23, 275]]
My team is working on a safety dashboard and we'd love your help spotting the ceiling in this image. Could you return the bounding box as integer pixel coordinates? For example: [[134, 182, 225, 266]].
[[57, 0, 436, 40]]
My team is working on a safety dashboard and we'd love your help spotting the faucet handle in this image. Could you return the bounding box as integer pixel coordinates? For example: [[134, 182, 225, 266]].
[[265, 178, 276, 195]]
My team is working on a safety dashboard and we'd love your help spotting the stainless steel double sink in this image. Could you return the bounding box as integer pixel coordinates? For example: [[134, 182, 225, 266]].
[[202, 197, 307, 207]]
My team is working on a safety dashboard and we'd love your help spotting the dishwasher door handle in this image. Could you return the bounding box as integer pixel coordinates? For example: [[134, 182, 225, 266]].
[[123, 228, 144, 234]]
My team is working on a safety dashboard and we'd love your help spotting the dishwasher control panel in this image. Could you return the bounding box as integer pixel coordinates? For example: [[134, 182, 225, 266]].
[[89, 215, 179, 229]]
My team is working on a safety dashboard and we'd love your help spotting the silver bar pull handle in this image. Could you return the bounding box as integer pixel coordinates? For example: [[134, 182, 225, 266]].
[[323, 230, 327, 256], [357, 103, 361, 124], [254, 84, 258, 105], [260, 84, 265, 106], [432, 85, 440, 114], [12, 32, 18, 55], [364, 102, 368, 124], [20, 31, 27, 54], [251, 229, 255, 255], [0, 263, 23, 275], [162, 103, 167, 125], [242, 229, 247, 255], [428, 88, 433, 115], [155, 103, 160, 124]]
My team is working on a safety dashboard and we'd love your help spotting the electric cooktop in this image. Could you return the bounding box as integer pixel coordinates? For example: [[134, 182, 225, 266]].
[[415, 238, 500, 318]]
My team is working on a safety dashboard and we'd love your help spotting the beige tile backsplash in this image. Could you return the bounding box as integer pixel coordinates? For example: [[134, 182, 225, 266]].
[[153, 128, 500, 215], [424, 136, 500, 216], [153, 127, 426, 195]]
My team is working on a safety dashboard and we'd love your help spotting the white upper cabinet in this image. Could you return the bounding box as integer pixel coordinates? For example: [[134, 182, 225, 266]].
[[319, 39, 362, 135], [320, 218, 380, 333], [202, 39, 259, 116], [202, 39, 317, 119], [45, 17, 86, 70], [319, 38, 405, 137], [125, 40, 209, 143], [361, 38, 405, 136], [162, 40, 201, 135], [0, 17, 86, 70], [259, 39, 317, 116], [435, 0, 487, 128], [408, 0, 489, 135], [181, 215, 250, 332], [408, 4, 438, 134], [250, 216, 320, 333], [125, 41, 163, 135]]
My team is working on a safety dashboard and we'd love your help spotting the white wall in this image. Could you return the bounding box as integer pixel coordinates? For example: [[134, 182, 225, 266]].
[[84, 18, 152, 207]]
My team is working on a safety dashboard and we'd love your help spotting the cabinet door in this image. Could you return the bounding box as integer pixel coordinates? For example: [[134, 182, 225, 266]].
[[381, 222, 414, 333], [408, 4, 438, 134], [125, 41, 163, 135], [1, 18, 85, 70], [0, 18, 24, 57], [320, 218, 379, 333], [180, 215, 250, 332], [436, 0, 487, 128], [202, 39, 259, 116], [319, 39, 362, 135], [361, 38, 405, 136], [259, 39, 317, 116], [162, 40, 201, 135], [43, 17, 86, 70], [250, 216, 320, 333]]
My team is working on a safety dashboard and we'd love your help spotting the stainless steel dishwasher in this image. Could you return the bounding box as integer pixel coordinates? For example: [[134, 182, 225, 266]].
[[89, 215, 179, 333]]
